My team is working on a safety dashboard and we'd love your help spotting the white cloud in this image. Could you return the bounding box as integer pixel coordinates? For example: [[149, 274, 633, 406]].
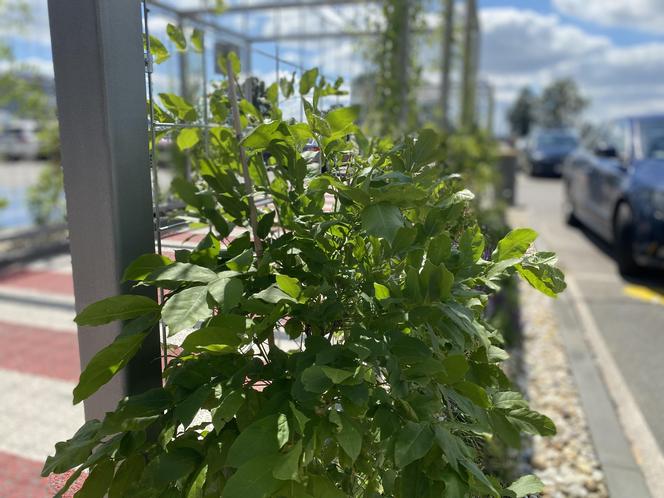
[[480, 8, 609, 74], [553, 0, 664, 34], [480, 7, 664, 132]]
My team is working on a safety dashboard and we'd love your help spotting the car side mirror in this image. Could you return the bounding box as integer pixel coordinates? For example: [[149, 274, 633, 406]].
[[593, 143, 617, 158]]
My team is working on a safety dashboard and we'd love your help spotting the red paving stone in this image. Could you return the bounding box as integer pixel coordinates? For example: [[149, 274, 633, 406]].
[[0, 322, 79, 382], [0, 452, 49, 498], [0, 270, 74, 297], [162, 230, 207, 245]]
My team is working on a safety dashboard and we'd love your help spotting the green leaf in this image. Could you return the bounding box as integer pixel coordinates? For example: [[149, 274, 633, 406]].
[[334, 412, 362, 462], [289, 402, 309, 434], [171, 177, 202, 208], [146, 262, 218, 287], [228, 51, 241, 74], [73, 332, 149, 404], [75, 459, 114, 498], [191, 28, 204, 52], [517, 257, 566, 297], [273, 440, 302, 481], [253, 284, 296, 304], [373, 282, 390, 300], [226, 248, 253, 272], [185, 465, 207, 498], [208, 277, 244, 312], [176, 128, 200, 151], [325, 105, 359, 132], [394, 421, 434, 468], [454, 381, 490, 408], [300, 365, 332, 393], [299, 68, 318, 95], [42, 420, 102, 476], [508, 408, 557, 436], [103, 388, 172, 432], [226, 415, 281, 468], [441, 355, 469, 384], [212, 390, 245, 432], [309, 475, 346, 498], [221, 454, 282, 498], [506, 475, 545, 497], [361, 203, 405, 244], [159, 93, 197, 121], [75, 295, 159, 326], [182, 322, 246, 354], [433, 425, 470, 472], [492, 228, 537, 262], [166, 23, 187, 51], [321, 366, 354, 384], [463, 460, 500, 497], [242, 121, 291, 150], [162, 286, 212, 334], [277, 413, 290, 448], [148, 448, 199, 486], [147, 35, 169, 64], [174, 385, 210, 429], [109, 454, 145, 498], [276, 274, 301, 300], [122, 253, 172, 282], [257, 211, 276, 238]]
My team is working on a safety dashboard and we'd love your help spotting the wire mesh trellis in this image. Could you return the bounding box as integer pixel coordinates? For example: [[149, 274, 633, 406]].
[[140, 0, 354, 363]]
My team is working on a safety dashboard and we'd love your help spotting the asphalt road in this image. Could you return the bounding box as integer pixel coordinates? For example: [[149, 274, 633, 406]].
[[514, 173, 664, 456]]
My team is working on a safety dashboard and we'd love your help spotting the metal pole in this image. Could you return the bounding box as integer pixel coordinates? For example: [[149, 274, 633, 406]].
[[440, 0, 454, 131], [460, 0, 477, 129], [398, 0, 411, 132], [486, 82, 494, 135], [48, 0, 162, 420]]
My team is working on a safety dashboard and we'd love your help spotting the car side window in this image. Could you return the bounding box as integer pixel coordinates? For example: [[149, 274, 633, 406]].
[[606, 122, 625, 158]]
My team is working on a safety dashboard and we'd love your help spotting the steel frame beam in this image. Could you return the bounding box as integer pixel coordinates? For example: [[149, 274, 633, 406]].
[[48, 0, 162, 420], [183, 0, 379, 16]]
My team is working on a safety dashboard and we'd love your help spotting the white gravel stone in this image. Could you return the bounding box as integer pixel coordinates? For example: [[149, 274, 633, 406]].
[[518, 280, 608, 498]]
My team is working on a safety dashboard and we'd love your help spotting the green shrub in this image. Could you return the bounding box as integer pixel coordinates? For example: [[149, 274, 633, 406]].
[[43, 46, 565, 498]]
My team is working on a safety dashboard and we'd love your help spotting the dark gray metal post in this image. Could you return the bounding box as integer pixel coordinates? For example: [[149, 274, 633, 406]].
[[48, 0, 162, 420]]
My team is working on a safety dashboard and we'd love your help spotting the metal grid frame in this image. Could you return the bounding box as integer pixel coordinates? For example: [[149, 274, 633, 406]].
[[48, 0, 486, 419]]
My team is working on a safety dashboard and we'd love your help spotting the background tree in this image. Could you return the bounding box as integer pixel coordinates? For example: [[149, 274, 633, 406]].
[[507, 87, 536, 137], [537, 78, 588, 128]]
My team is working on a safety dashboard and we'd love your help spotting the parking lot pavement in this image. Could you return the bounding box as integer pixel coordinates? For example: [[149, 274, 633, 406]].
[[512, 173, 664, 494]]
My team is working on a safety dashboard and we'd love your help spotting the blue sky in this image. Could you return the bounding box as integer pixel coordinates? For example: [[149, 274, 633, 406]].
[[4, 0, 664, 133]]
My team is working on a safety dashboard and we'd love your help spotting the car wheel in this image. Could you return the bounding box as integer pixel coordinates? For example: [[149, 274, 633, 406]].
[[528, 161, 539, 177], [563, 185, 580, 227], [614, 202, 640, 276]]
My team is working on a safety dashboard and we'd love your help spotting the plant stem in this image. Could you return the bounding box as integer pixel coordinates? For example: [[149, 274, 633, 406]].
[[226, 58, 263, 259]]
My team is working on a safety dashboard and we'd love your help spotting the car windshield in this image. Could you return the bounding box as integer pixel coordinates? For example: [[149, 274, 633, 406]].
[[535, 134, 577, 148], [641, 119, 664, 159]]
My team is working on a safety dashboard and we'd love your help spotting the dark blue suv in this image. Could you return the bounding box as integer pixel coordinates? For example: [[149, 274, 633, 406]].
[[562, 115, 664, 274]]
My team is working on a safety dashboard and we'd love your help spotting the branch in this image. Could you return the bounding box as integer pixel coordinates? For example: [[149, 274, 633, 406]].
[[226, 58, 263, 259]]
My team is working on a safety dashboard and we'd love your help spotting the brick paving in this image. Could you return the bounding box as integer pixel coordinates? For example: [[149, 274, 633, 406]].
[[0, 228, 209, 497]]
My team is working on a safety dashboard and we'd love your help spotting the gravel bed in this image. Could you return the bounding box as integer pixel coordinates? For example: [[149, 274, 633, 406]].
[[518, 280, 608, 498]]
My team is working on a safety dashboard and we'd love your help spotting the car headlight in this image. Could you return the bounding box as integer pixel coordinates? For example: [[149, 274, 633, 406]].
[[531, 151, 545, 161]]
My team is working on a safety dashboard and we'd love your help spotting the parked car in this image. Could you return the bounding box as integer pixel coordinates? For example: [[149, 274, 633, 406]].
[[562, 114, 664, 274], [521, 129, 579, 176], [0, 120, 42, 160]]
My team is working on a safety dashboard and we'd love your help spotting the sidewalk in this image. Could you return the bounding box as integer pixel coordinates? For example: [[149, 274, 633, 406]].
[[0, 227, 209, 497]]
